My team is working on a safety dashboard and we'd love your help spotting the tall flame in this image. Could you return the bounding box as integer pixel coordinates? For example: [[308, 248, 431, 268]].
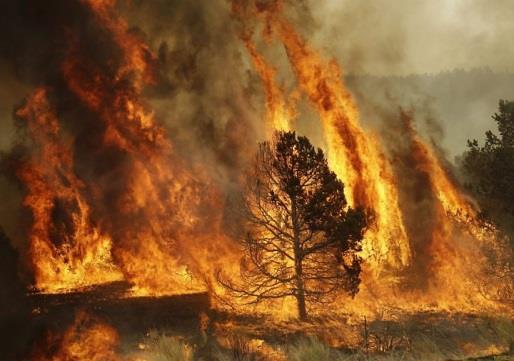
[[16, 88, 122, 292], [232, 0, 512, 313], [60, 0, 236, 296], [400, 113, 508, 305], [242, 36, 294, 133], [13, 0, 511, 316], [235, 2, 411, 271], [18, 0, 237, 296]]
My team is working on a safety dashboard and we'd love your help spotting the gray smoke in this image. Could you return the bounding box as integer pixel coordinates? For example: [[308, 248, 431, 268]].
[[0, 0, 512, 271]]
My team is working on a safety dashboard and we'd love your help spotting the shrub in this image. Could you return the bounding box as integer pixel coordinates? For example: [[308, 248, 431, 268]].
[[287, 337, 332, 361], [145, 330, 193, 361]]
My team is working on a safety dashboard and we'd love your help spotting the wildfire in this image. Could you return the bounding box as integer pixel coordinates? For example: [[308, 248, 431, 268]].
[[12, 0, 511, 317], [31, 311, 122, 361], [232, 0, 512, 313], [398, 112, 507, 307], [234, 1, 411, 272], [17, 0, 238, 296], [16, 88, 122, 292], [242, 36, 295, 133]]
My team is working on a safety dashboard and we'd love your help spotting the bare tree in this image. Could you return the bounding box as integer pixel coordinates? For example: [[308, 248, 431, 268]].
[[219, 131, 366, 320]]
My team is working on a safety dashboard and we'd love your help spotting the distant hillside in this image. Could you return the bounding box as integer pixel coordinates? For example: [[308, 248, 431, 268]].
[[346, 69, 514, 159]]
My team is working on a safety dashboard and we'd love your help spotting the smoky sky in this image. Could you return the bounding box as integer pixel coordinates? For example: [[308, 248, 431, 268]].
[[309, 0, 514, 76], [300, 0, 514, 157], [2, 0, 514, 155], [0, 0, 261, 249], [0, 0, 513, 247]]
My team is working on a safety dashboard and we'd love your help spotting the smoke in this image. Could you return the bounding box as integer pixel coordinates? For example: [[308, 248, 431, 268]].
[[0, 0, 510, 303], [307, 0, 514, 76], [120, 1, 263, 182], [302, 0, 514, 157], [0, 0, 265, 255]]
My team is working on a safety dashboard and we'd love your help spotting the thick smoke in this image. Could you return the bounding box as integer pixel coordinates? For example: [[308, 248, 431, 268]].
[[120, 0, 264, 183], [0, 0, 511, 299], [0, 0, 264, 257], [308, 0, 514, 76], [304, 0, 514, 157]]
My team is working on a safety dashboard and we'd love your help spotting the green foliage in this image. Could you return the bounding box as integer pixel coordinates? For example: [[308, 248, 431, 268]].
[[462, 100, 514, 242]]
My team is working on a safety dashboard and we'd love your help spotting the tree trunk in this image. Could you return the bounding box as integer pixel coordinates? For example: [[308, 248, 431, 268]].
[[295, 273, 307, 320], [291, 198, 308, 320]]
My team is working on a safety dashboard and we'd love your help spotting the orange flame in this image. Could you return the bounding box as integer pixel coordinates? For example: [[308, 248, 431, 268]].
[[18, 0, 238, 296], [59, 0, 237, 296], [233, 0, 512, 314], [401, 113, 509, 305], [236, 3, 411, 271], [16, 88, 122, 292], [242, 36, 294, 133], [31, 311, 122, 361], [15, 0, 510, 317]]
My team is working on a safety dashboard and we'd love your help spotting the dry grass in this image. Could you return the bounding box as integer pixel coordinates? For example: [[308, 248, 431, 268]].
[[212, 311, 513, 361], [124, 312, 513, 361], [136, 330, 193, 361]]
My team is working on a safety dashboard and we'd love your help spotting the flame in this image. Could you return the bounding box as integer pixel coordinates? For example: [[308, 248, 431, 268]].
[[403, 118, 476, 219], [232, 0, 512, 314], [400, 113, 508, 305], [60, 0, 242, 296], [18, 0, 238, 296], [16, 88, 122, 292], [242, 36, 294, 133], [14, 0, 510, 317], [31, 311, 122, 361], [235, 2, 411, 271]]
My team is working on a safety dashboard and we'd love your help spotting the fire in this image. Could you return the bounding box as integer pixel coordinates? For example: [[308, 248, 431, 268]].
[[274, 18, 411, 272], [16, 88, 122, 292], [16, 0, 238, 296], [234, 1, 411, 272], [402, 117, 476, 219], [61, 0, 236, 296], [399, 112, 508, 306], [242, 36, 294, 133], [12, 0, 511, 317], [232, 0, 512, 313], [31, 311, 122, 361]]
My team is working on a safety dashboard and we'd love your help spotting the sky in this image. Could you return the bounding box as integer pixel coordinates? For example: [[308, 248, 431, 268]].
[[0, 0, 512, 245], [310, 0, 514, 75], [1, 0, 513, 156]]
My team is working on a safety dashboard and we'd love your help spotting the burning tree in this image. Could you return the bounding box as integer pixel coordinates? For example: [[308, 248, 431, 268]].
[[220, 131, 366, 319]]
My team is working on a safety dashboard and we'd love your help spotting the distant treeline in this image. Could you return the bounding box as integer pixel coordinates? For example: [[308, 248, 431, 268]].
[[346, 68, 514, 158]]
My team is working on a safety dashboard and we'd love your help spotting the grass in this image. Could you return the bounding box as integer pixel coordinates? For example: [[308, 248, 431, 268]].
[[287, 337, 333, 361], [141, 330, 193, 361], [213, 335, 261, 361], [287, 336, 513, 361], [128, 313, 513, 361]]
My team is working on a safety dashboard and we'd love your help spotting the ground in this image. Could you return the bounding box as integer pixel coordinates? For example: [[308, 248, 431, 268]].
[[122, 309, 514, 360], [5, 288, 512, 360]]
